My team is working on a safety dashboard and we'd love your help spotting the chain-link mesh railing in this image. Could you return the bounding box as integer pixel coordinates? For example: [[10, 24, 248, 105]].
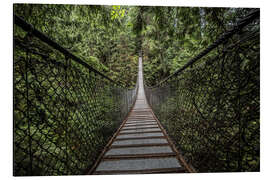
[[14, 15, 138, 176], [145, 10, 259, 172]]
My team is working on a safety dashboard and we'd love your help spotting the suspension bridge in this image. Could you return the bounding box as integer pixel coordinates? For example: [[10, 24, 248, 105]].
[[14, 10, 259, 176], [91, 58, 194, 174]]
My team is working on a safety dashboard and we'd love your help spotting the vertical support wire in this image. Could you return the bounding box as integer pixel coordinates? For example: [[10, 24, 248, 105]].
[[237, 43, 242, 172], [125, 90, 128, 118], [25, 42, 33, 175], [64, 55, 69, 174]]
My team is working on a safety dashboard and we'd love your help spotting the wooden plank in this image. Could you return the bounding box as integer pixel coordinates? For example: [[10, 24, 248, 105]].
[[103, 152, 177, 160], [91, 57, 189, 175], [93, 167, 185, 175], [110, 143, 170, 149]]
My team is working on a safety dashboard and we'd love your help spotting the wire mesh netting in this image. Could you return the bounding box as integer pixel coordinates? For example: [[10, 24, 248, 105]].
[[145, 10, 260, 172], [14, 18, 138, 176]]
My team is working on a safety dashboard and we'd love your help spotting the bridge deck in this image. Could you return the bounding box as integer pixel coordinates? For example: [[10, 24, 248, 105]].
[[91, 58, 189, 174]]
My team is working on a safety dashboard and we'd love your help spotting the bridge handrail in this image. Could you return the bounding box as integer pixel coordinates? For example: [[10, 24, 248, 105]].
[[14, 15, 138, 175], [15, 15, 123, 87], [152, 9, 259, 88], [144, 9, 260, 172]]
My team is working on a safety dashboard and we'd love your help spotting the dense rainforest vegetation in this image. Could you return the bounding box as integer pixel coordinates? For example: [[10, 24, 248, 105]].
[[14, 5, 254, 87], [14, 4, 259, 175], [14, 4, 139, 88]]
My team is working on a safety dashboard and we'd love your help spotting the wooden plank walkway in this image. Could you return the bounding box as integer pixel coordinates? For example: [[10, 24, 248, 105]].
[[89, 57, 194, 175]]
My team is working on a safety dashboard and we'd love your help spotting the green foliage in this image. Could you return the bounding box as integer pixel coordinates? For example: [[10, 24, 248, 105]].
[[14, 4, 139, 175], [13, 4, 259, 174], [111, 5, 125, 20], [138, 7, 255, 86], [86, 56, 109, 72], [14, 4, 138, 88], [144, 8, 260, 172]]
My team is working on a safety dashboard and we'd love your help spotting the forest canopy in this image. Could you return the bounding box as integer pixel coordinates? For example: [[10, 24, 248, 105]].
[[14, 4, 255, 87], [13, 4, 259, 175]]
